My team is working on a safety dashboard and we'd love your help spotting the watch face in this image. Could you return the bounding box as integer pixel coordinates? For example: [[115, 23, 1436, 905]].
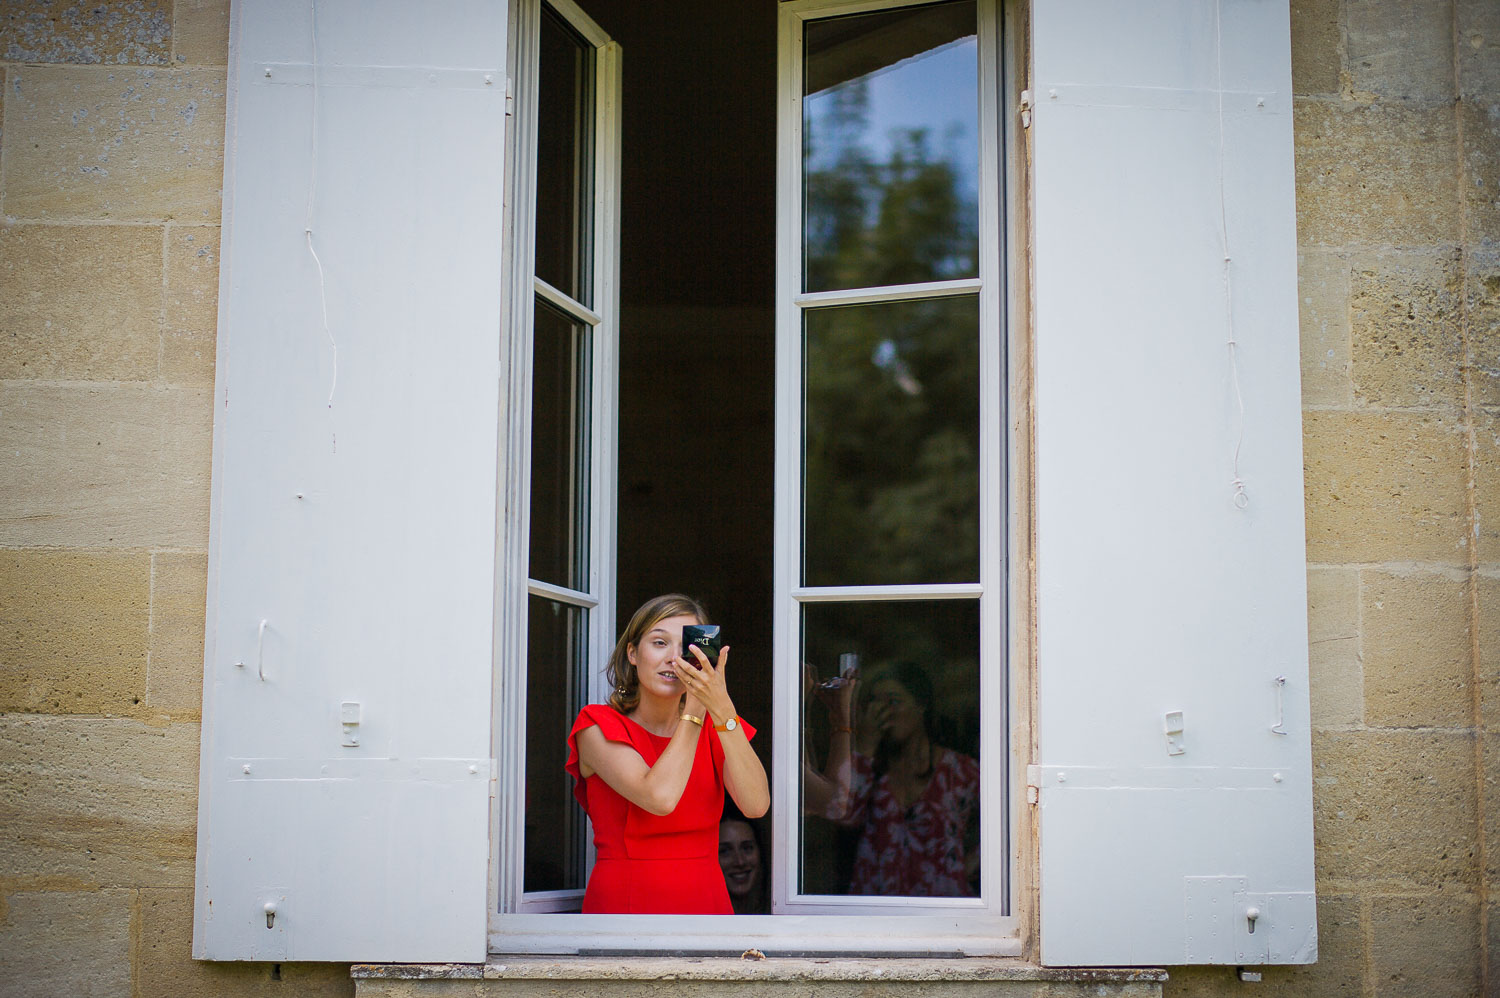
[[725, 717, 738, 731]]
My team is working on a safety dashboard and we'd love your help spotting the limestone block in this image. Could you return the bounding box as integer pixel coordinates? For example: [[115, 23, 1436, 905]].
[[139, 888, 356, 998], [0, 1, 170, 65], [1344, 0, 1454, 105], [1160, 895, 1362, 997], [1303, 410, 1471, 564], [1298, 250, 1353, 408], [173, 0, 230, 66], [1349, 249, 1465, 410], [1312, 729, 1478, 891], [0, 889, 133, 998], [3, 66, 224, 222], [0, 549, 150, 715], [0, 222, 162, 380], [1468, 250, 1500, 409], [0, 382, 212, 549], [1361, 569, 1474, 729], [1461, 100, 1500, 252], [0, 716, 197, 887], [147, 551, 207, 714], [1458, 0, 1500, 100], [1307, 566, 1362, 728], [1290, 0, 1341, 96], [1486, 734, 1500, 889], [1370, 892, 1483, 998], [1481, 575, 1499, 731], [161, 225, 219, 385], [1295, 100, 1460, 248], [1478, 407, 1500, 564]]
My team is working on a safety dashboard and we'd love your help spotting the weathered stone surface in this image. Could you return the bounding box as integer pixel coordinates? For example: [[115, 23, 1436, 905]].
[[1462, 99, 1500, 252], [173, 0, 230, 66], [0, 382, 212, 548], [0, 889, 133, 998], [0, 1, 170, 66], [161, 225, 219, 385], [1480, 575, 1500, 731], [1370, 892, 1483, 997], [1469, 249, 1500, 409], [1478, 406, 1500, 564], [1349, 249, 1466, 409], [1459, 0, 1500, 100], [139, 888, 356, 998], [1361, 569, 1474, 729], [1295, 100, 1460, 247], [1312, 729, 1479, 891], [1290, 0, 1341, 96], [1344, 0, 1454, 105], [1308, 566, 1362, 728], [1303, 410, 1471, 564], [3, 66, 224, 222], [0, 717, 197, 887], [1161, 895, 1362, 997], [1485, 734, 1500, 889], [0, 221, 162, 380], [0, 549, 149, 715], [147, 551, 207, 714], [1298, 250, 1353, 407]]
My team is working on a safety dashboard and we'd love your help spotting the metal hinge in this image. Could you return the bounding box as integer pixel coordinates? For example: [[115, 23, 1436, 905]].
[[1018, 89, 1032, 128], [505, 78, 514, 117]]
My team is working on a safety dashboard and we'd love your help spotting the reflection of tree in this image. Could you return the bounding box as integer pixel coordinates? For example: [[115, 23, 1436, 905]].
[[802, 78, 981, 590]]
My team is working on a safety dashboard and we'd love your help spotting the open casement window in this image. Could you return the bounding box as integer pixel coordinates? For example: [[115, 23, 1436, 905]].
[[1029, 0, 1317, 967], [494, 0, 622, 917]]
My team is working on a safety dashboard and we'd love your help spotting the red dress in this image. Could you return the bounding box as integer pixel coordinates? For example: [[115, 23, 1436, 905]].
[[565, 703, 757, 914]]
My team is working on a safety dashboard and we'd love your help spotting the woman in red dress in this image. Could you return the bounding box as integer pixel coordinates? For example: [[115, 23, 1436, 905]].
[[566, 594, 770, 914]]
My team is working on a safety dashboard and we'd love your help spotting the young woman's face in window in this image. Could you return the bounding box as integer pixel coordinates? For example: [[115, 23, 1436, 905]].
[[627, 612, 701, 700], [718, 820, 762, 900], [867, 677, 924, 744]]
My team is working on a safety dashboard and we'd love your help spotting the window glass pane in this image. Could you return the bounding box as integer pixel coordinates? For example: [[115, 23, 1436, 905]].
[[799, 599, 981, 898], [802, 0, 978, 293], [536, 3, 594, 305], [803, 295, 979, 587], [529, 299, 592, 590], [525, 595, 589, 895]]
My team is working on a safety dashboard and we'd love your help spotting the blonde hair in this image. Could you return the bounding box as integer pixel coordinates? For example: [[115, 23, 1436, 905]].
[[606, 593, 711, 713]]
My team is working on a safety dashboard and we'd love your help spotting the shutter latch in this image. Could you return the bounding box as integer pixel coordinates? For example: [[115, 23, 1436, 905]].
[[1018, 90, 1032, 128]]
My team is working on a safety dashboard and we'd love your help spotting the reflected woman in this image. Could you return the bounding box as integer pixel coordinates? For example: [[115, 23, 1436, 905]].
[[565, 594, 770, 914], [819, 661, 979, 898]]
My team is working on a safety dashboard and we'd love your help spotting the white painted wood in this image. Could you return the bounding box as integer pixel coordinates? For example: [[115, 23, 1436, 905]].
[[795, 277, 984, 309], [1030, 0, 1314, 966], [193, 0, 505, 962]]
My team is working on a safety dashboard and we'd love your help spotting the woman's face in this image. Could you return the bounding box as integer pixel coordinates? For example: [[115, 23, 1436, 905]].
[[867, 677, 923, 744], [627, 613, 700, 701], [718, 820, 761, 899]]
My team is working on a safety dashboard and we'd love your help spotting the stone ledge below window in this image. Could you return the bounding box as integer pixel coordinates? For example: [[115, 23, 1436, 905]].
[[352, 957, 1168, 997]]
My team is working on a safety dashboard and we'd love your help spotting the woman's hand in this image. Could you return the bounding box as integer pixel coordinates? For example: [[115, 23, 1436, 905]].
[[673, 643, 736, 726], [855, 693, 888, 756]]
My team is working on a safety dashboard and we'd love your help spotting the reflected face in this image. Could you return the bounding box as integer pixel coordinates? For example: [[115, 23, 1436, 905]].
[[718, 820, 761, 899], [627, 613, 700, 701], [868, 677, 923, 743]]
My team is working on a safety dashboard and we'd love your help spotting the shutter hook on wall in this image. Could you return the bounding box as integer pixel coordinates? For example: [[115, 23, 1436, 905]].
[[256, 619, 268, 681], [1270, 675, 1287, 734]]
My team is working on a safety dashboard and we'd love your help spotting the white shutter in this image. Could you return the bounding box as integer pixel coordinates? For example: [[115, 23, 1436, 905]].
[[193, 1, 506, 962], [1031, 0, 1315, 966]]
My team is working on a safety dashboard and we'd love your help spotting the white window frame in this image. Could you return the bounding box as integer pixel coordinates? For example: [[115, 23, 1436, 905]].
[[488, 0, 1023, 955], [772, 0, 1010, 922], [492, 0, 623, 919]]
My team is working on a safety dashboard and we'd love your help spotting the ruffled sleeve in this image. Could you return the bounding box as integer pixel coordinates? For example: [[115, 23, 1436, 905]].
[[565, 703, 635, 813]]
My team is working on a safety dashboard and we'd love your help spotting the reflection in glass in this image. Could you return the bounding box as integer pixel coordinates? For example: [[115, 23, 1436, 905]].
[[529, 300, 591, 590], [803, 0, 978, 293], [525, 595, 589, 894], [803, 295, 979, 587], [535, 3, 594, 304], [799, 599, 980, 898]]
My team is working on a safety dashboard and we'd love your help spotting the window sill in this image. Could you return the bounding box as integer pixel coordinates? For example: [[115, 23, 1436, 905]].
[[351, 956, 1168, 985]]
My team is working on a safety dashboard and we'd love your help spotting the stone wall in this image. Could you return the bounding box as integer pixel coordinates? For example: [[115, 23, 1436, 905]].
[[0, 1, 1492, 997]]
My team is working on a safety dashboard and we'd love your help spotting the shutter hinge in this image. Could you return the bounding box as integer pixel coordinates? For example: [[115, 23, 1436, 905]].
[[505, 78, 514, 117], [1025, 764, 1040, 805], [1018, 89, 1032, 129]]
